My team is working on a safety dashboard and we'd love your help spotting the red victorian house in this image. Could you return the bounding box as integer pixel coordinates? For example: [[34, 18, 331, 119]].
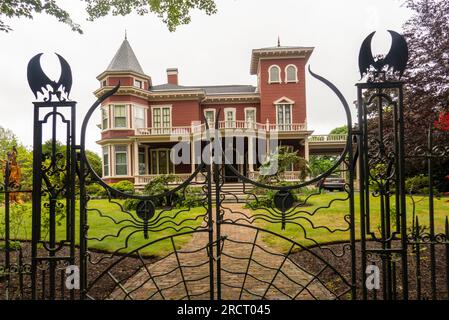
[[95, 38, 345, 187]]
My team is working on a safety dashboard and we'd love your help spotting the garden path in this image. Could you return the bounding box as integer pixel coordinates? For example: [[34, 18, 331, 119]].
[[110, 204, 334, 300]]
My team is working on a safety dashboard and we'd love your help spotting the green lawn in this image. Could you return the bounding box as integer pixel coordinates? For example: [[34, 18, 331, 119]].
[[0, 199, 207, 257], [2, 193, 448, 256], [256, 192, 449, 252]]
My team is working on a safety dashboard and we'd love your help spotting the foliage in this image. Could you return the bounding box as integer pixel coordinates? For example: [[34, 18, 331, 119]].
[[247, 182, 317, 209], [1, 128, 102, 197], [405, 174, 439, 195], [85, 150, 103, 177], [123, 185, 204, 211], [329, 125, 348, 135], [0, 0, 217, 33], [0, 0, 81, 33], [85, 182, 107, 199], [0, 203, 30, 242], [0, 126, 33, 191], [109, 180, 134, 194], [259, 146, 310, 183], [309, 155, 337, 177]]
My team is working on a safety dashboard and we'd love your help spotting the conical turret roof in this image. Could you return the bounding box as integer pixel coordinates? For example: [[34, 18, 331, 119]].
[[105, 38, 145, 75]]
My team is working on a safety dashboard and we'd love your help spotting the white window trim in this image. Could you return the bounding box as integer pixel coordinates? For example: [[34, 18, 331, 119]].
[[114, 145, 129, 176], [268, 65, 282, 84], [133, 77, 145, 89], [102, 145, 111, 177], [112, 103, 130, 129], [133, 105, 148, 130], [273, 96, 295, 105], [203, 108, 216, 126], [101, 105, 110, 131], [285, 64, 299, 83], [138, 147, 147, 175], [151, 105, 172, 128], [224, 107, 236, 128], [150, 148, 175, 175], [244, 107, 257, 121], [244, 107, 257, 128], [275, 104, 294, 125]]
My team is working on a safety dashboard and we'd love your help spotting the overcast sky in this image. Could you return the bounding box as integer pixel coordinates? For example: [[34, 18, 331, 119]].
[[0, 0, 412, 153]]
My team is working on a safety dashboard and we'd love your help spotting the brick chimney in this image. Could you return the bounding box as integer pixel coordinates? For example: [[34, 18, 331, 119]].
[[167, 68, 178, 85]]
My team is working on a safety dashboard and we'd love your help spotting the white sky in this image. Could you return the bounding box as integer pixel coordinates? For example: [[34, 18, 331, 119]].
[[0, 0, 412, 153]]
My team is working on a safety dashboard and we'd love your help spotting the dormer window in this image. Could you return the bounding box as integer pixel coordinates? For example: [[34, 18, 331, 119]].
[[268, 65, 281, 84], [285, 65, 298, 83], [134, 79, 143, 89]]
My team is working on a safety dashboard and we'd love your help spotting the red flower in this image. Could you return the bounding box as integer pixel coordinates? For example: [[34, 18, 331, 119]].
[[435, 112, 449, 131]]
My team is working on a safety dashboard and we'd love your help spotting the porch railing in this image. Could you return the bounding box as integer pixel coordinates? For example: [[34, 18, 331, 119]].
[[136, 121, 307, 136], [309, 134, 347, 142], [135, 174, 206, 185]]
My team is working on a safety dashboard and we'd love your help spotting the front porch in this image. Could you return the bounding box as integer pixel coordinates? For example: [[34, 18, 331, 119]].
[[132, 136, 310, 187]]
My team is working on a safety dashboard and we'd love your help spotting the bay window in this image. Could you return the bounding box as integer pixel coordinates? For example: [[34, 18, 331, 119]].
[[103, 146, 109, 177], [114, 105, 127, 128], [134, 107, 145, 129], [115, 145, 128, 176], [102, 107, 109, 130]]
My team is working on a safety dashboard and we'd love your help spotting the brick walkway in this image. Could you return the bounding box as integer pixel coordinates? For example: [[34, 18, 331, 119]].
[[110, 204, 334, 300]]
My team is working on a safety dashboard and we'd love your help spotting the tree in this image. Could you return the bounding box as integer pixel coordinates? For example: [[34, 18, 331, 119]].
[[0, 0, 217, 33], [85, 150, 102, 177], [309, 155, 337, 177], [0, 126, 33, 191], [364, 0, 449, 186], [330, 125, 348, 135], [259, 146, 310, 183], [401, 0, 449, 180]]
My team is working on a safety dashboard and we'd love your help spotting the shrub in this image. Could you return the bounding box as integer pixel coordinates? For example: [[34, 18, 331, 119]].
[[123, 197, 141, 211], [176, 186, 204, 208], [109, 180, 134, 194], [246, 188, 302, 209], [405, 175, 430, 194], [85, 183, 107, 199], [123, 179, 204, 211]]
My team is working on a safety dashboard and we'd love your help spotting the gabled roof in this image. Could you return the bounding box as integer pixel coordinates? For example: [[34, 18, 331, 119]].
[[105, 39, 145, 75]]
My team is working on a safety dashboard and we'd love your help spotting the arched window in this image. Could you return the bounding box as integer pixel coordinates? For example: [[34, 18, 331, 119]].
[[285, 65, 298, 83], [268, 65, 281, 83]]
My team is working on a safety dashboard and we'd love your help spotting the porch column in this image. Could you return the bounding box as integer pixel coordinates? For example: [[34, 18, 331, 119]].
[[133, 140, 139, 177], [191, 137, 196, 173], [248, 136, 254, 172], [304, 137, 310, 162], [144, 145, 149, 175]]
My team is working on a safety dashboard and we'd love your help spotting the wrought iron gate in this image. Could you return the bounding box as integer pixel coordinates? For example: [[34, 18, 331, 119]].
[[1, 30, 449, 300]]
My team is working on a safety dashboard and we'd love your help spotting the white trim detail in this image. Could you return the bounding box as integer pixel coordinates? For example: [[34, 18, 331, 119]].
[[273, 96, 295, 105], [203, 108, 216, 125], [244, 107, 257, 128], [112, 103, 130, 129], [268, 65, 282, 84], [285, 64, 299, 83], [151, 105, 173, 129], [224, 107, 236, 128]]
